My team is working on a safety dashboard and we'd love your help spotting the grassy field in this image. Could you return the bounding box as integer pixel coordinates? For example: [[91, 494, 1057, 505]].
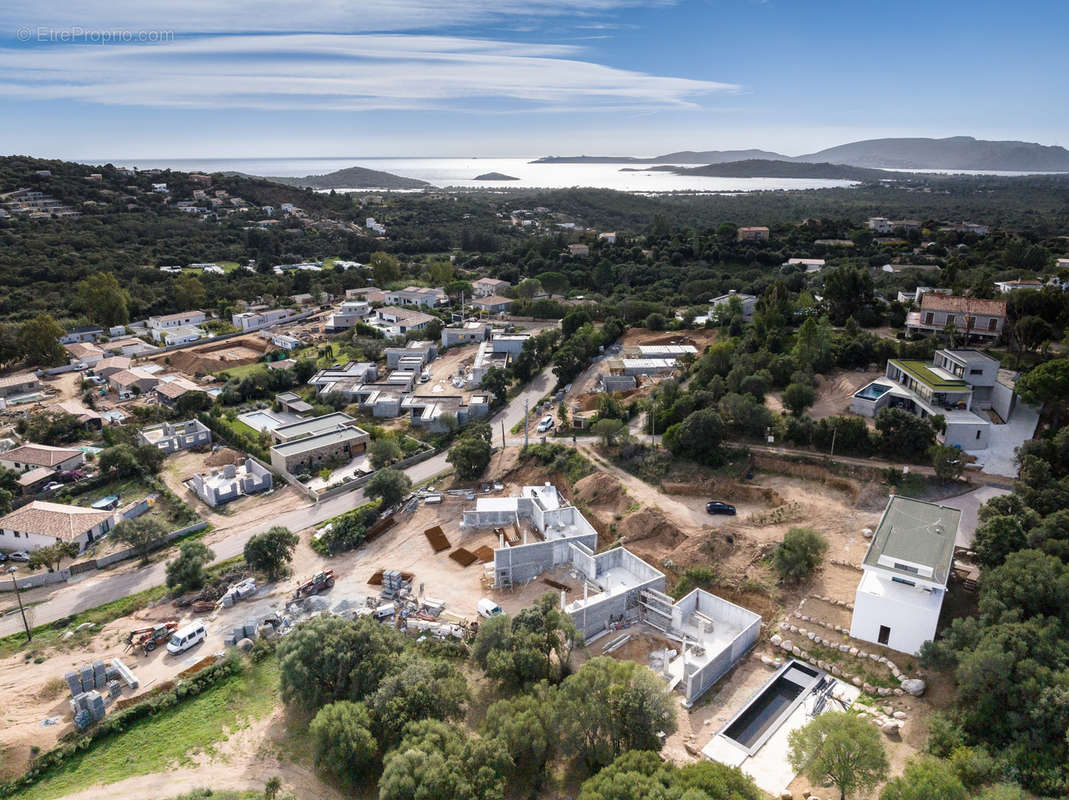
[[20, 657, 280, 800], [62, 475, 192, 528], [214, 362, 272, 380]]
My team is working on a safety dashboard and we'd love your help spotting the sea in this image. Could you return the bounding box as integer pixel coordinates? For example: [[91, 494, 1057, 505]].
[[97, 157, 860, 193]]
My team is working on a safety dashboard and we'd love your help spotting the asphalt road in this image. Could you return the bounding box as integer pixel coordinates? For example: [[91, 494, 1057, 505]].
[[0, 367, 557, 637]]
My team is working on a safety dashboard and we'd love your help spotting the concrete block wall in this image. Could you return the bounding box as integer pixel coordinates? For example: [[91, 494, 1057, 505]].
[[492, 534, 597, 586]]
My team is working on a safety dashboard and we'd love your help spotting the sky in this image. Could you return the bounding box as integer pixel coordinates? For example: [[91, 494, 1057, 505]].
[[1, 0, 1068, 159]]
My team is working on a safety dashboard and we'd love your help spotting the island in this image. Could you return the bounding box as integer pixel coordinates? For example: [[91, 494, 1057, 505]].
[[264, 165, 429, 190], [473, 172, 520, 181]]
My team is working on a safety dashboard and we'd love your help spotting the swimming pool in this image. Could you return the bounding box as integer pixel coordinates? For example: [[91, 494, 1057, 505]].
[[239, 410, 284, 432], [854, 383, 891, 401]]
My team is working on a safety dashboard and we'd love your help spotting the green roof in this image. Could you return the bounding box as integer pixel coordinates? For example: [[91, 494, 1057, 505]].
[[891, 360, 969, 392], [863, 496, 960, 585]]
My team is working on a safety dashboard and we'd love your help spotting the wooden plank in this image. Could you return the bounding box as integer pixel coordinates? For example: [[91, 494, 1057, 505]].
[[449, 548, 478, 567], [424, 525, 451, 553]]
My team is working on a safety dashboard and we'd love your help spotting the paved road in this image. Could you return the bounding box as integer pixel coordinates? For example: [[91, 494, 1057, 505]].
[[939, 485, 1012, 549], [0, 368, 557, 637]]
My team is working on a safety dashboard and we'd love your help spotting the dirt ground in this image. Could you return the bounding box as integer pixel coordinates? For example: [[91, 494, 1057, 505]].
[[159, 448, 306, 532], [156, 337, 273, 376], [806, 368, 885, 420], [423, 342, 480, 399]]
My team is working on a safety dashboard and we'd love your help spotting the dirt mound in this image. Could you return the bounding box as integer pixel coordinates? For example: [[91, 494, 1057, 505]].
[[574, 472, 633, 515], [158, 336, 273, 376], [663, 478, 782, 506], [616, 507, 686, 553], [205, 447, 243, 467]]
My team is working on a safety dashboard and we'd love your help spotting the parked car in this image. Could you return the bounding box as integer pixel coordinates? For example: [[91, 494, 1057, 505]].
[[41, 481, 65, 492], [705, 501, 737, 516], [536, 415, 554, 433], [0, 552, 8, 563], [8, 551, 30, 562], [420, 370, 432, 383], [166, 620, 206, 654], [477, 598, 503, 618]]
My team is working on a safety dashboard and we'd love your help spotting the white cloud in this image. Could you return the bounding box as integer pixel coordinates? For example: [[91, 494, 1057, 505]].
[[0, 33, 737, 112], [2, 0, 672, 34]]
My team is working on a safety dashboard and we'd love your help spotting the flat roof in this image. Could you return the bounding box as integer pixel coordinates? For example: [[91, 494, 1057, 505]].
[[271, 426, 367, 455], [891, 359, 968, 391], [273, 412, 355, 439], [862, 495, 960, 585]]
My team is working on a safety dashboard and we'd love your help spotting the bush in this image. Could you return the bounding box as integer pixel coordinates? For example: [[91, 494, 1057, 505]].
[[673, 566, 718, 597], [772, 528, 827, 583], [308, 701, 377, 786], [243, 526, 298, 581], [165, 541, 215, 594], [364, 468, 412, 510]]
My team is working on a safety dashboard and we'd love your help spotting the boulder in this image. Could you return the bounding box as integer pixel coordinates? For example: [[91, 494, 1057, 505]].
[[852, 677, 863, 687], [236, 638, 254, 652], [780, 639, 794, 652], [771, 634, 783, 646], [901, 678, 926, 697], [882, 705, 894, 716], [849, 647, 858, 656], [893, 711, 907, 720], [882, 721, 902, 736]]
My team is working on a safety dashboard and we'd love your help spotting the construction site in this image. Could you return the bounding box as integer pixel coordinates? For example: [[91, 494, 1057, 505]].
[[152, 336, 276, 376]]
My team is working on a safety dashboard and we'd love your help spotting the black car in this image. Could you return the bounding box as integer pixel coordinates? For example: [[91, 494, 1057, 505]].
[[705, 501, 737, 515]]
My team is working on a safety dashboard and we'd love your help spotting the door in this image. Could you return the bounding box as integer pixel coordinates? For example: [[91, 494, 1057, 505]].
[[877, 625, 891, 645]]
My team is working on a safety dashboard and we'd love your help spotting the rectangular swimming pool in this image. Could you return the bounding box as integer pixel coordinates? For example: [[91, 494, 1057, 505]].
[[721, 661, 822, 752], [854, 383, 891, 401], [239, 410, 284, 432]]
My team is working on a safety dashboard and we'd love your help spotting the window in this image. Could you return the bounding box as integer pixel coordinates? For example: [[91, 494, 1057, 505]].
[[924, 312, 934, 325], [969, 368, 984, 375], [976, 430, 982, 439], [892, 577, 916, 587], [988, 318, 998, 331], [966, 315, 976, 329], [878, 625, 891, 645], [893, 562, 920, 574], [945, 314, 955, 326]]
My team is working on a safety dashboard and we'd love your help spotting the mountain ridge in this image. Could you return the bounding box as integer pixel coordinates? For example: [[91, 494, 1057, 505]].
[[263, 165, 429, 190]]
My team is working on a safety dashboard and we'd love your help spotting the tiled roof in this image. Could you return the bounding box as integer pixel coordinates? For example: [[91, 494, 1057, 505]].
[[0, 501, 114, 541], [919, 294, 1006, 317], [0, 443, 82, 467]]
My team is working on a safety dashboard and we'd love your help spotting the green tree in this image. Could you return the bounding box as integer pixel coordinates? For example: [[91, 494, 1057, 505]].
[[428, 260, 455, 285], [480, 366, 510, 404], [98, 444, 142, 477], [772, 527, 828, 583], [972, 515, 1028, 569], [165, 541, 214, 594], [369, 437, 403, 469], [367, 658, 470, 748], [482, 687, 559, 790], [1012, 315, 1054, 355], [515, 278, 543, 299], [558, 657, 677, 769], [1016, 358, 1069, 425], [823, 265, 875, 325], [0, 487, 12, 516], [448, 434, 492, 480], [278, 615, 405, 710], [370, 251, 400, 286], [365, 468, 412, 509], [174, 273, 207, 310], [782, 382, 816, 417], [112, 516, 168, 563], [536, 271, 569, 297], [644, 312, 666, 331], [787, 712, 889, 800], [591, 418, 627, 446], [664, 407, 724, 466], [928, 444, 964, 482], [880, 756, 967, 800], [17, 314, 66, 366], [78, 271, 130, 327], [875, 408, 936, 460], [28, 541, 80, 572], [473, 592, 579, 686], [577, 750, 762, 800], [243, 526, 299, 581], [379, 720, 511, 800], [792, 316, 834, 373], [308, 700, 377, 787]]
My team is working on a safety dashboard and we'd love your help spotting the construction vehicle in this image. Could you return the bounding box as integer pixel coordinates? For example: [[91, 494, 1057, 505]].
[[126, 621, 178, 654], [294, 569, 335, 599]]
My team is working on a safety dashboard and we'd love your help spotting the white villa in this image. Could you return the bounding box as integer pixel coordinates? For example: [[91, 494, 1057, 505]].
[[849, 495, 960, 655]]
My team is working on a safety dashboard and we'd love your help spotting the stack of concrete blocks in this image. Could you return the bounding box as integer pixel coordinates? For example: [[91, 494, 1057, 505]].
[[224, 615, 262, 647], [220, 578, 257, 608], [110, 657, 139, 689], [69, 690, 107, 731], [380, 569, 406, 600]]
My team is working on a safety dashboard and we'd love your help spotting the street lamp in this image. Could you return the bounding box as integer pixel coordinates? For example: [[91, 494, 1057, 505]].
[[7, 566, 31, 643]]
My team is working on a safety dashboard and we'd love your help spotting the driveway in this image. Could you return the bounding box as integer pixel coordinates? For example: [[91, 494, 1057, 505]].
[[966, 402, 1039, 479], [939, 485, 1012, 548]]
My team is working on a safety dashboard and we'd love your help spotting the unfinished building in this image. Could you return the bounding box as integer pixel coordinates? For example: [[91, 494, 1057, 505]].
[[462, 483, 762, 705]]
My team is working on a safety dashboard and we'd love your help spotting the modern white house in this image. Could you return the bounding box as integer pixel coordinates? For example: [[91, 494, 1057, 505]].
[[0, 500, 116, 554], [231, 308, 294, 331], [189, 459, 273, 507], [710, 291, 758, 320], [849, 349, 1014, 449], [325, 300, 371, 332], [783, 258, 825, 273], [993, 279, 1044, 294], [384, 286, 447, 308], [147, 311, 207, 342], [849, 495, 960, 655], [370, 306, 437, 338]]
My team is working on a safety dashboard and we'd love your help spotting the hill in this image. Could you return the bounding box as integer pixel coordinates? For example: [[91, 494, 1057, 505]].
[[796, 136, 1069, 171], [473, 172, 519, 181], [648, 159, 894, 181], [265, 165, 429, 190]]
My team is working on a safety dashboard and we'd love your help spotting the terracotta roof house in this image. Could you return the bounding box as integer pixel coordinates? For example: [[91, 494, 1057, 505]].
[[92, 356, 133, 377], [0, 500, 116, 553], [108, 368, 160, 398], [64, 341, 106, 366], [0, 443, 85, 474], [906, 295, 1006, 341], [471, 295, 513, 314]]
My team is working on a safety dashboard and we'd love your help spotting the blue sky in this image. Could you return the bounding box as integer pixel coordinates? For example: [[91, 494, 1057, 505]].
[[1, 0, 1067, 159]]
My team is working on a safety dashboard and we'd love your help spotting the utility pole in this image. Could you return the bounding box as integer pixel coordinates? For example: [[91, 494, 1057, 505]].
[[523, 398, 529, 448], [500, 420, 506, 451], [8, 567, 30, 642], [830, 422, 838, 458]]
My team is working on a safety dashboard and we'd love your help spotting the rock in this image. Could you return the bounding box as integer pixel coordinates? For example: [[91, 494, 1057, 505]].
[[894, 689, 904, 696], [882, 721, 902, 736], [807, 631, 815, 640], [831, 665, 842, 676], [761, 655, 777, 667], [838, 644, 850, 652], [878, 687, 891, 696], [901, 678, 926, 697], [780, 640, 794, 652], [893, 711, 907, 720], [771, 634, 783, 646], [852, 677, 863, 687], [883, 705, 894, 715], [61, 631, 74, 641], [779, 622, 790, 631], [75, 622, 95, 632], [857, 650, 867, 659], [792, 646, 803, 657], [869, 653, 881, 661], [849, 647, 859, 656], [236, 638, 254, 652], [863, 683, 876, 694], [789, 625, 799, 633]]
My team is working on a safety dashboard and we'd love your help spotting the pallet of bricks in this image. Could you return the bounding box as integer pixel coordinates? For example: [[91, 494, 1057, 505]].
[[380, 569, 409, 600], [64, 658, 133, 731]]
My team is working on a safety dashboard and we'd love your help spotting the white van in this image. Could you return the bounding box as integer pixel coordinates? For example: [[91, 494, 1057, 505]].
[[166, 620, 206, 654], [477, 598, 503, 618]]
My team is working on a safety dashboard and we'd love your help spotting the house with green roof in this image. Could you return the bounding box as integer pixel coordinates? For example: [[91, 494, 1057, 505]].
[[849, 495, 961, 655], [849, 349, 998, 450]]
